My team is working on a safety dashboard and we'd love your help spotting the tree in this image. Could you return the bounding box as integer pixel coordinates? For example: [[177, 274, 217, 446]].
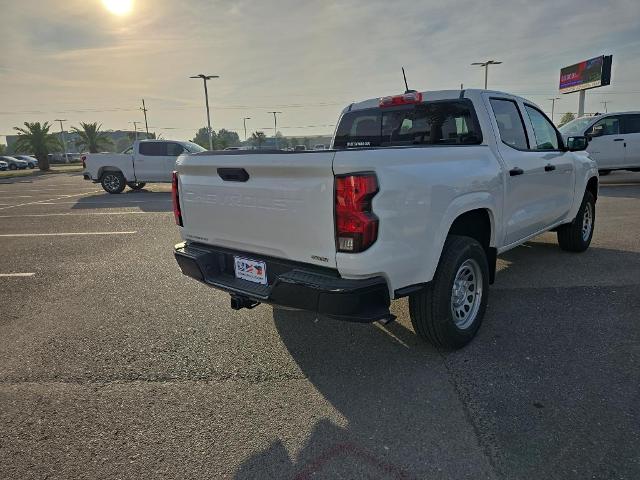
[[0, 144, 5, 155], [192, 127, 211, 149], [303, 137, 311, 149], [13, 122, 61, 171], [558, 112, 576, 127], [217, 129, 240, 149], [251, 131, 267, 149], [71, 122, 113, 153]]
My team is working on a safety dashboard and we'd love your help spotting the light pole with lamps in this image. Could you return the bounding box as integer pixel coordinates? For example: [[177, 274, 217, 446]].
[[548, 97, 561, 124], [243, 117, 251, 142], [190, 74, 219, 150], [471, 60, 502, 89], [54, 119, 68, 161], [268, 111, 282, 149]]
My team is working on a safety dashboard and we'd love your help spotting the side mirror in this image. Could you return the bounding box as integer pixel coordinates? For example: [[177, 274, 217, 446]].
[[589, 125, 604, 137], [566, 136, 589, 152]]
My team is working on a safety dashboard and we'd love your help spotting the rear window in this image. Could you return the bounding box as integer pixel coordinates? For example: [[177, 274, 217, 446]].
[[333, 100, 482, 149]]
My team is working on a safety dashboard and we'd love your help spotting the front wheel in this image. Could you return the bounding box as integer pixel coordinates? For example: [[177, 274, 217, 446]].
[[101, 172, 126, 194], [409, 235, 489, 349], [557, 191, 595, 252]]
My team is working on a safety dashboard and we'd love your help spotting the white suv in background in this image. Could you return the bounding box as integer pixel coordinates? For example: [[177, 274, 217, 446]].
[[560, 112, 640, 174]]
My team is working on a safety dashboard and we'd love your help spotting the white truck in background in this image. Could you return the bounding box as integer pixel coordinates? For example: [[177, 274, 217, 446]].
[[172, 89, 599, 349], [83, 139, 205, 193]]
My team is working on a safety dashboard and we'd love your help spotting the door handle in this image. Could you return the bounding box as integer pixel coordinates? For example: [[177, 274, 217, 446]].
[[544, 164, 556, 172], [509, 167, 524, 176], [613, 138, 625, 142]]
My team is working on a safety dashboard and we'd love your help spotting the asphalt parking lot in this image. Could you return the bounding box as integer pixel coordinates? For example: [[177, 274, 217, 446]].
[[0, 172, 639, 480]]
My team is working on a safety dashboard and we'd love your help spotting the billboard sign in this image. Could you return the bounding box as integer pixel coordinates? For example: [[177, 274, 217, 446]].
[[559, 55, 612, 94]]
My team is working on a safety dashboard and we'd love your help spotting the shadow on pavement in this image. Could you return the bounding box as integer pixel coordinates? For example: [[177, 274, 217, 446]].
[[235, 241, 640, 479], [71, 190, 172, 212]]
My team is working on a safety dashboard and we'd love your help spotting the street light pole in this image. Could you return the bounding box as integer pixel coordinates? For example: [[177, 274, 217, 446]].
[[130, 121, 139, 141], [140, 99, 149, 137], [243, 117, 251, 142], [548, 97, 561, 124], [471, 60, 502, 89], [190, 74, 220, 151], [268, 111, 282, 149], [600, 100, 611, 113], [54, 119, 67, 161]]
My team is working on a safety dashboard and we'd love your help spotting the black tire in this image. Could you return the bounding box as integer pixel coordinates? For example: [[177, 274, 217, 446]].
[[598, 170, 611, 176], [127, 182, 146, 190], [557, 191, 595, 252], [28, 164, 35, 169], [101, 171, 126, 194], [409, 235, 490, 349], [9, 164, 17, 170]]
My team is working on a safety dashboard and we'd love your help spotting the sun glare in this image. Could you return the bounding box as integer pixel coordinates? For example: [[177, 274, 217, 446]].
[[102, 0, 133, 16]]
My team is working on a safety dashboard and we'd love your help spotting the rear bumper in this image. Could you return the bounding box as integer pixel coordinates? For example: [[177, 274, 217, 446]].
[[174, 242, 391, 322]]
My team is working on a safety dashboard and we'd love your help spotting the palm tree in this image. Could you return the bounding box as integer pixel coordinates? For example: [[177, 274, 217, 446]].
[[251, 131, 267, 149], [13, 122, 61, 171], [72, 122, 113, 153]]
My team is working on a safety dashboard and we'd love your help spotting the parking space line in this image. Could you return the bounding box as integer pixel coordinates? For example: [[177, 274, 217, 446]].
[[0, 212, 170, 218], [0, 273, 36, 277], [0, 190, 102, 211], [0, 231, 137, 237]]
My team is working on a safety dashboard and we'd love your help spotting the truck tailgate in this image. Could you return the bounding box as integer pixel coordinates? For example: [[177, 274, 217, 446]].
[[177, 151, 337, 268]]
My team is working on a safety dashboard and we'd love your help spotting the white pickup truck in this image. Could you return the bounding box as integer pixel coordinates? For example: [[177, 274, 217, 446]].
[[83, 139, 205, 193], [173, 89, 598, 348]]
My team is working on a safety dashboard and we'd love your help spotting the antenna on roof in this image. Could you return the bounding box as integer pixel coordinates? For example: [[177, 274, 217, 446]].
[[402, 67, 416, 94]]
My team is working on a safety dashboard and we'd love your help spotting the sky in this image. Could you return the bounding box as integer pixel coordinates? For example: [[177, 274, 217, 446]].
[[1, 0, 640, 144]]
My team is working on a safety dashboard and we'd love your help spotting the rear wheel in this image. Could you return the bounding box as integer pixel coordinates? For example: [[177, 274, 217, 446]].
[[557, 191, 595, 252], [127, 182, 146, 190], [9, 164, 17, 170], [409, 235, 489, 349], [101, 171, 126, 194]]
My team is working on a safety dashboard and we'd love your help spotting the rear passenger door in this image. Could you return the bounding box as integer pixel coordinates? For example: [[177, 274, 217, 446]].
[[488, 97, 563, 245], [621, 114, 640, 168], [136, 142, 169, 182]]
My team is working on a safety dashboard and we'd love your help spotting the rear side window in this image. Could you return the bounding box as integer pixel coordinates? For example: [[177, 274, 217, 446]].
[[490, 99, 529, 150], [333, 100, 482, 149], [139, 142, 168, 156], [589, 117, 620, 136], [623, 114, 640, 134]]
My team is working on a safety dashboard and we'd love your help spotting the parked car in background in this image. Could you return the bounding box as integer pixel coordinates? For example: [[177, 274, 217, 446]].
[[560, 111, 640, 175], [0, 156, 29, 170], [172, 88, 598, 349], [13, 155, 38, 169], [0, 160, 8, 171], [314, 144, 326, 150], [83, 139, 206, 193], [294, 145, 307, 151]]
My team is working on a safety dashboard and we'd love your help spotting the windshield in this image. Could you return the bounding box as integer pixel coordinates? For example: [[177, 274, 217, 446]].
[[559, 117, 594, 136], [183, 141, 206, 153]]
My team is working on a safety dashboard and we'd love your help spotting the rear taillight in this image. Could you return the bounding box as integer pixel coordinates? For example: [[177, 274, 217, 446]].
[[81, 155, 86, 169], [171, 171, 183, 226], [335, 173, 379, 253]]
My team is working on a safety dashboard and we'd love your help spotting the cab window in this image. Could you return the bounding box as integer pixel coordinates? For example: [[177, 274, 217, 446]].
[[167, 143, 186, 156], [139, 142, 168, 156], [524, 105, 559, 150], [622, 115, 640, 134], [489, 99, 529, 150]]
